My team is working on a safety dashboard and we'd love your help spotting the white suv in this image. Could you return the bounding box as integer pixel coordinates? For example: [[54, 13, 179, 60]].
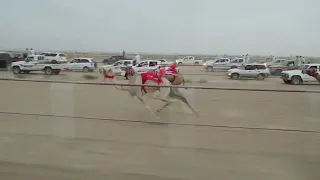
[[99, 60, 133, 74], [227, 63, 271, 80], [66, 58, 97, 72], [40, 52, 67, 63], [280, 64, 320, 85]]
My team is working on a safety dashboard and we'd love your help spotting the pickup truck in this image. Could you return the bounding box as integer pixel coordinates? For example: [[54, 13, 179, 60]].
[[266, 59, 296, 75], [175, 56, 203, 65], [280, 64, 320, 85], [204, 57, 245, 71], [11, 60, 64, 75]]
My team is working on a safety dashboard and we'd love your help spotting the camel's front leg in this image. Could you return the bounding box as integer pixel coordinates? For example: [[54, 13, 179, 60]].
[[152, 96, 177, 113], [136, 93, 159, 119]]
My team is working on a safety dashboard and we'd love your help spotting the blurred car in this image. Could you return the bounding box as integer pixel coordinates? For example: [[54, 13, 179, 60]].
[[66, 58, 97, 72], [227, 63, 270, 80]]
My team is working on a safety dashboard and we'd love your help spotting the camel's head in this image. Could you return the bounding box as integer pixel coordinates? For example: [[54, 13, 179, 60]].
[[103, 68, 116, 81]]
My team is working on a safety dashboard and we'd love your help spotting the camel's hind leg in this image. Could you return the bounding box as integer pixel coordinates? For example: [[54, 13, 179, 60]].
[[170, 88, 197, 115]]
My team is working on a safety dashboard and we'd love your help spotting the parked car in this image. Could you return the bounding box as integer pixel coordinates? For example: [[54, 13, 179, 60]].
[[227, 63, 271, 80], [0, 52, 24, 70], [40, 52, 67, 63], [11, 60, 64, 75], [280, 64, 320, 85], [175, 56, 203, 65], [204, 57, 246, 71], [99, 60, 134, 74], [66, 58, 97, 72]]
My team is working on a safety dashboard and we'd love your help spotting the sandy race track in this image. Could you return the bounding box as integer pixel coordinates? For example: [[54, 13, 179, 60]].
[[0, 67, 319, 180]]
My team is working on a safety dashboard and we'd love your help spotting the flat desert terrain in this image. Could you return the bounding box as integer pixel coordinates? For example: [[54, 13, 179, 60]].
[[0, 66, 319, 180]]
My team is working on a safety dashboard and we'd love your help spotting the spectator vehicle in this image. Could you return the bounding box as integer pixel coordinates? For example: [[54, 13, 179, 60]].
[[99, 60, 134, 74], [227, 63, 271, 80], [66, 58, 97, 72], [204, 57, 246, 71], [175, 56, 203, 65], [11, 59, 64, 75], [0, 52, 24, 70], [40, 52, 67, 63], [280, 64, 320, 85], [102, 55, 133, 65]]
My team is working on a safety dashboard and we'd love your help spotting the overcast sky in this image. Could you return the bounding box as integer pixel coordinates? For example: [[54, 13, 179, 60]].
[[0, 0, 319, 56]]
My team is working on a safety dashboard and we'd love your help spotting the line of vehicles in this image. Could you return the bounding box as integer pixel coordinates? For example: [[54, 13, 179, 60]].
[[0, 51, 98, 75], [98, 59, 175, 75], [226, 62, 320, 85], [1, 51, 319, 85]]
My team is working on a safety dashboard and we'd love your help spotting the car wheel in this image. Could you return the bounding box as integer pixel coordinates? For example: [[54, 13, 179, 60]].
[[256, 73, 265, 80], [207, 66, 213, 72], [195, 62, 199, 65], [83, 66, 89, 72], [12, 66, 21, 74], [290, 76, 302, 85], [44, 67, 53, 75], [231, 73, 239, 80], [178, 62, 182, 65]]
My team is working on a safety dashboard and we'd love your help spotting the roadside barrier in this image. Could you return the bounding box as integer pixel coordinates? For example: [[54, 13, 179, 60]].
[[1, 78, 319, 94]]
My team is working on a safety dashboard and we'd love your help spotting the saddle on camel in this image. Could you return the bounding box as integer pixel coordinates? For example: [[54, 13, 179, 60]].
[[104, 68, 166, 94], [140, 68, 166, 94]]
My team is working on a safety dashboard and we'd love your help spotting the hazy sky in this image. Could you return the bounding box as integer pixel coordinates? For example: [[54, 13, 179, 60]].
[[0, 0, 319, 56]]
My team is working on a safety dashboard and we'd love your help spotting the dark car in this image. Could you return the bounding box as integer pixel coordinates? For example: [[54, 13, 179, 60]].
[[0, 52, 24, 70]]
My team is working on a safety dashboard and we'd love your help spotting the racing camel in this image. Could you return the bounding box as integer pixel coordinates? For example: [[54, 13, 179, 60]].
[[103, 69, 197, 117]]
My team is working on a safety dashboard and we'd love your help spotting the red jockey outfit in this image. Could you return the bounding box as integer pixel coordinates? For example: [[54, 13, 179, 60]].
[[140, 68, 166, 84], [166, 63, 178, 76]]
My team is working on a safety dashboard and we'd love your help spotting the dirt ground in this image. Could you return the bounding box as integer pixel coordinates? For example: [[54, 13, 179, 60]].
[[0, 67, 319, 180]]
